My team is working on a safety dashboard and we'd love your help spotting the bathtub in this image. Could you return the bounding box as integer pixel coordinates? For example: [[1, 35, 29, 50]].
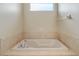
[[12, 39, 68, 50]]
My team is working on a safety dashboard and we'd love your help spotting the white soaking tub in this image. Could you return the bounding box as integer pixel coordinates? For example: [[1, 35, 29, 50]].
[[12, 39, 68, 50]]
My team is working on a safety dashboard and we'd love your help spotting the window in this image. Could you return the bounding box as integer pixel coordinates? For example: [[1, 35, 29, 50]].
[[30, 3, 53, 11]]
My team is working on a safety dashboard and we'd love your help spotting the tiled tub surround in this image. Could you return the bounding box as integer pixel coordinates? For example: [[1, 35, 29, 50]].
[[2, 39, 76, 56], [0, 3, 78, 56]]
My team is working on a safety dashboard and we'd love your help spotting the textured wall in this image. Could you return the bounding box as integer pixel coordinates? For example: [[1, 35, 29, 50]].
[[0, 4, 23, 50], [58, 3, 79, 52]]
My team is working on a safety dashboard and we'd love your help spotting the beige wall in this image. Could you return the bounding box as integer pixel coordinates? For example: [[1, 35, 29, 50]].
[[0, 40, 1, 55], [0, 3, 58, 51], [58, 3, 79, 52], [0, 4, 23, 50], [24, 3, 58, 39]]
